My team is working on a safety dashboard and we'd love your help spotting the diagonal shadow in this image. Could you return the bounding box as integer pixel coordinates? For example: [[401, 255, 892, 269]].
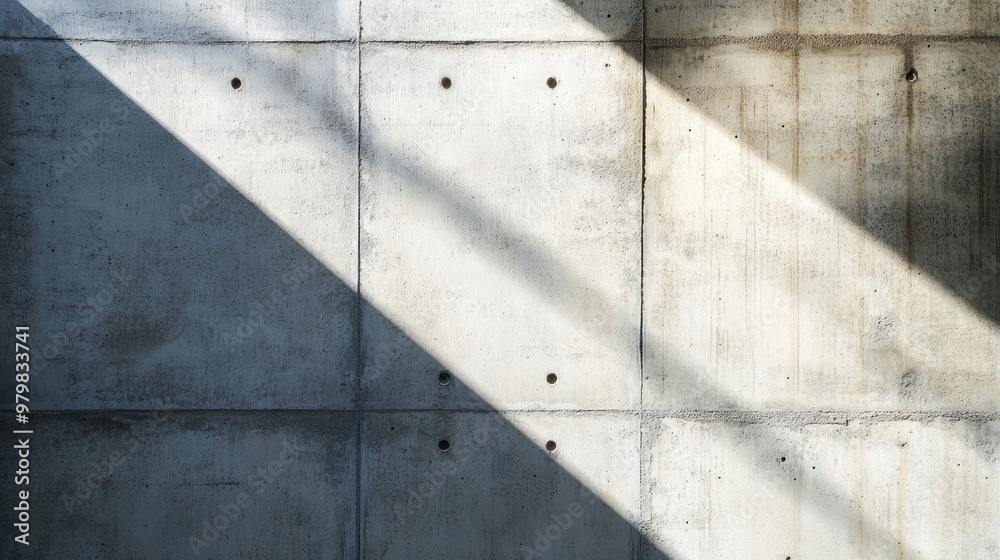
[[563, 0, 1000, 325], [0, 2, 651, 558], [552, 0, 1000, 557], [135, 3, 967, 558], [2, 1, 992, 559], [139, 3, 1000, 558]]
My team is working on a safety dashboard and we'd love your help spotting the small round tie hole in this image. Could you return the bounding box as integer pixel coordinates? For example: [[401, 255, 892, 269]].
[[441, 77, 452, 89], [905, 68, 918, 83], [547, 77, 558, 89], [438, 439, 450, 451], [545, 440, 557, 452], [780, 456, 786, 462], [438, 371, 451, 385], [230, 77, 242, 89], [546, 373, 558, 385]]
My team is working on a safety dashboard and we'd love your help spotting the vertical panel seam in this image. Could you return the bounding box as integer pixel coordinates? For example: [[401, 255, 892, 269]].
[[638, 1, 647, 558], [355, 1, 364, 557]]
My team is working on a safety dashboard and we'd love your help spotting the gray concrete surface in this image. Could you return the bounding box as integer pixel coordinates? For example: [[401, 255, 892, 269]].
[[7, 411, 357, 559], [362, 412, 639, 558], [2, 0, 1000, 558], [1, 38, 359, 410]]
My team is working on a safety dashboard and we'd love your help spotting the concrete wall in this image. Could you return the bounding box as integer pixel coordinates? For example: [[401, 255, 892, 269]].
[[1, 0, 999, 558]]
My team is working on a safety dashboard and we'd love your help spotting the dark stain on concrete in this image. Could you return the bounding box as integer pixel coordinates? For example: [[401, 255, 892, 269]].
[[99, 305, 185, 358]]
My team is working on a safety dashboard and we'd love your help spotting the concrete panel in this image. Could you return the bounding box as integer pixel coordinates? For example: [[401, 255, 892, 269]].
[[647, 0, 1000, 38], [647, 0, 797, 39], [799, 0, 1000, 35], [793, 44, 1000, 410], [0, 39, 359, 409], [1, 0, 358, 41], [643, 45, 801, 410], [642, 414, 1000, 559], [360, 43, 642, 410], [361, 0, 641, 41], [362, 411, 639, 559], [4, 0, 1000, 557], [644, 43, 1000, 410], [0, 411, 358, 559]]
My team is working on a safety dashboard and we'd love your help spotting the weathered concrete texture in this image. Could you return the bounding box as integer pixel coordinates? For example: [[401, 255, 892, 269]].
[[798, 0, 1000, 36], [642, 414, 1000, 559], [1, 0, 358, 41], [644, 42, 1000, 410], [647, 0, 1000, 39], [362, 0, 641, 41], [360, 43, 643, 410], [362, 412, 639, 559], [0, 412, 358, 559], [648, 0, 798, 39], [4, 0, 1000, 557], [1, 37, 359, 410]]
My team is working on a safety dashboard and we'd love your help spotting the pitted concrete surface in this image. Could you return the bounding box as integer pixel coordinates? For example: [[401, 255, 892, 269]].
[[1, 0, 999, 558]]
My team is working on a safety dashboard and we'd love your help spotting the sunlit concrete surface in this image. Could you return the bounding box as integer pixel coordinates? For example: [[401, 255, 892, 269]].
[[0, 0, 358, 41], [361, 0, 641, 41], [360, 42, 642, 410], [1, 0, 999, 558], [644, 42, 1000, 411], [643, 414, 1000, 558]]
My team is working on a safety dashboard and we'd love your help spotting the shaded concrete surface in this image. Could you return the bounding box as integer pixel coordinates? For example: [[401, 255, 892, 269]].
[[4, 412, 358, 558], [362, 412, 640, 558]]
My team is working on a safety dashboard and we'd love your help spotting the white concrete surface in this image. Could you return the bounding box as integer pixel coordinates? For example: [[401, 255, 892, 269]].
[[361, 0, 641, 41], [360, 42, 643, 410], [1, 0, 358, 41], [643, 414, 1000, 559]]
